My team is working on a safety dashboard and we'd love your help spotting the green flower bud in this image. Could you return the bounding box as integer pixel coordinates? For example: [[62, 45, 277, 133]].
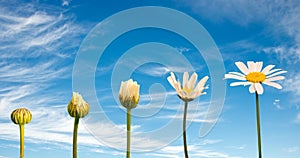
[[11, 108, 32, 125], [119, 79, 140, 109], [68, 92, 90, 118]]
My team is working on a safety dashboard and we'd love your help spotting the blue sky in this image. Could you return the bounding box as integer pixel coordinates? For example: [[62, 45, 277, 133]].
[[0, 0, 300, 158]]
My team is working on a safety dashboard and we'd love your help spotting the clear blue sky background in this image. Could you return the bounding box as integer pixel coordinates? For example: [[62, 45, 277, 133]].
[[0, 0, 300, 158]]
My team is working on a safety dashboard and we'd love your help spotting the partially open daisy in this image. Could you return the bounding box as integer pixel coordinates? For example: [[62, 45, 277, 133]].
[[224, 61, 287, 94], [167, 71, 209, 158], [167, 72, 209, 102]]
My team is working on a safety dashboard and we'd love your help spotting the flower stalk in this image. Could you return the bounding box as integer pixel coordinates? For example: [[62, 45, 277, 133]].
[[255, 92, 262, 158], [19, 124, 24, 158], [183, 100, 189, 158], [73, 117, 80, 158], [68, 92, 90, 158], [126, 109, 131, 158]]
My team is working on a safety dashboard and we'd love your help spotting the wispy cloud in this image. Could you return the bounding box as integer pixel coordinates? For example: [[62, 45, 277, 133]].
[[179, 0, 300, 100], [182, 0, 300, 63], [0, 0, 89, 153], [147, 141, 240, 158], [226, 144, 246, 150], [159, 101, 221, 123], [0, 8, 84, 58], [283, 146, 299, 153], [62, 0, 72, 7], [273, 99, 283, 110], [283, 73, 300, 97], [294, 113, 300, 124]]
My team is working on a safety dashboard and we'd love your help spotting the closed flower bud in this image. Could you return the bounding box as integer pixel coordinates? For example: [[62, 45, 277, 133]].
[[11, 108, 32, 125], [119, 79, 140, 109], [68, 92, 90, 118]]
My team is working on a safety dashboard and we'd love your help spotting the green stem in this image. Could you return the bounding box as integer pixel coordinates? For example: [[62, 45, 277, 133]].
[[183, 101, 189, 158], [73, 117, 80, 158], [19, 124, 24, 158], [255, 92, 262, 158], [126, 109, 131, 158]]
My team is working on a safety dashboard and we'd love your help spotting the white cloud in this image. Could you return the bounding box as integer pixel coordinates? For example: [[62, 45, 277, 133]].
[[146, 142, 240, 158], [226, 144, 246, 150], [62, 0, 71, 6], [159, 101, 221, 123], [273, 99, 283, 110], [294, 113, 300, 123], [0, 0, 90, 153], [283, 146, 299, 153], [283, 73, 300, 98], [197, 139, 223, 146], [182, 0, 300, 57], [0, 2, 86, 59], [179, 0, 300, 100]]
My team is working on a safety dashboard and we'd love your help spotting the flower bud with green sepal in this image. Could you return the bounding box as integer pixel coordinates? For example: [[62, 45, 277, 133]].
[[68, 92, 90, 118]]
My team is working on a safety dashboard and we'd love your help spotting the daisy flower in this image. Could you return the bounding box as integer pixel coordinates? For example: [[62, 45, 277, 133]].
[[225, 61, 287, 158], [167, 72, 209, 101], [224, 61, 287, 94], [167, 72, 209, 158]]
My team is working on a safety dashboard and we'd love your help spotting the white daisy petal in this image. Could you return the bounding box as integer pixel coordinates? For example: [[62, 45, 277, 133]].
[[189, 72, 198, 90], [224, 74, 246, 81], [265, 68, 282, 75], [228, 72, 246, 77], [177, 79, 182, 91], [230, 82, 251, 86], [265, 76, 285, 82], [183, 72, 189, 89], [261, 65, 275, 74], [179, 91, 186, 98], [256, 62, 263, 72], [167, 72, 208, 100], [195, 76, 209, 91], [235, 61, 249, 75], [167, 76, 175, 88], [263, 81, 282, 89], [249, 84, 256, 93], [170, 72, 176, 81], [266, 70, 287, 78], [254, 83, 264, 94], [247, 61, 256, 72]]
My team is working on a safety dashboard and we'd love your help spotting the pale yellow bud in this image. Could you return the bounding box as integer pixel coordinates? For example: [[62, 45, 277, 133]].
[[11, 108, 32, 125], [68, 92, 90, 118], [119, 79, 140, 109]]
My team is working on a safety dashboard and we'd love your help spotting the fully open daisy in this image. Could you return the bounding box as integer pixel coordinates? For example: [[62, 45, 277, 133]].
[[224, 61, 287, 94], [224, 61, 286, 158]]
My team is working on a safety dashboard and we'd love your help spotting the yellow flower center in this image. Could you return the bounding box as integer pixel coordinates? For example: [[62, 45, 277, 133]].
[[245, 72, 266, 83], [183, 87, 193, 94]]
